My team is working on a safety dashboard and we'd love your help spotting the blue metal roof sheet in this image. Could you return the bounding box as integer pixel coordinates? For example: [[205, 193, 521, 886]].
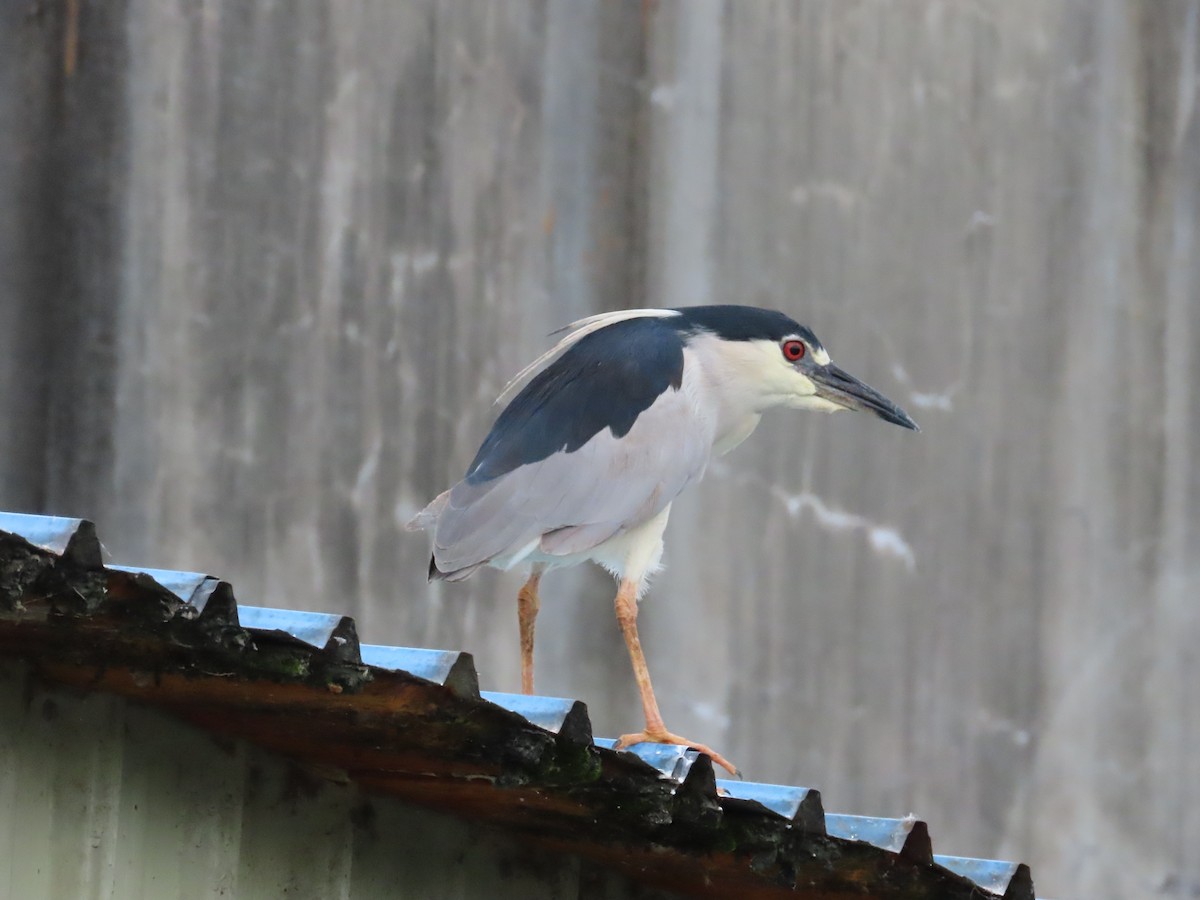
[[715, 778, 820, 822], [0, 512, 88, 555], [237, 605, 349, 649], [593, 737, 701, 780], [108, 565, 219, 609], [934, 855, 1034, 898], [481, 691, 579, 732], [360, 644, 477, 693], [825, 813, 918, 850], [360, 643, 458, 677]]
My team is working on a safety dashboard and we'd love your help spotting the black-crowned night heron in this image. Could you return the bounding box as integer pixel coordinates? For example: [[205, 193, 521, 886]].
[[409, 306, 917, 775]]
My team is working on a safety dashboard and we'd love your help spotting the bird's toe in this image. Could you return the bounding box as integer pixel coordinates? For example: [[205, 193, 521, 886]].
[[613, 728, 739, 778]]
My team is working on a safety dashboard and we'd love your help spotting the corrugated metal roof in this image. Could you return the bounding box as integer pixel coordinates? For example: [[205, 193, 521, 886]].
[[0, 511, 1041, 899]]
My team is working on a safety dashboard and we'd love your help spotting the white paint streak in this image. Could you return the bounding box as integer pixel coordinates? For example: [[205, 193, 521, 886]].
[[969, 210, 996, 231], [351, 437, 382, 510], [649, 83, 676, 109], [409, 250, 440, 274], [789, 181, 862, 213], [867, 527, 917, 568], [774, 488, 916, 571], [909, 391, 954, 411], [687, 700, 731, 730], [654, 2, 722, 309], [891, 364, 958, 412], [710, 463, 916, 571], [1174, 4, 1197, 153], [976, 707, 1033, 747]]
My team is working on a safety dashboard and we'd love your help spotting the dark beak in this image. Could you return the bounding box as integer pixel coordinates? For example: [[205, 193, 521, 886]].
[[811, 364, 920, 431]]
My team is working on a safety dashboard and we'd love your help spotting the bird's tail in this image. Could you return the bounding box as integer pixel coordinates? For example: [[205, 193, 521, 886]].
[[427, 554, 483, 583], [409, 489, 486, 582], [427, 554, 446, 581], [405, 490, 450, 532]]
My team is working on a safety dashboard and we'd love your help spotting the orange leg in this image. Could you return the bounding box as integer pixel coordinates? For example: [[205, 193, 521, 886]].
[[611, 578, 739, 777], [517, 567, 544, 695]]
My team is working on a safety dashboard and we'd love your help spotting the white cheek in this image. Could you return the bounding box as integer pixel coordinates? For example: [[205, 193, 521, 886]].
[[782, 369, 818, 398], [789, 394, 845, 414]]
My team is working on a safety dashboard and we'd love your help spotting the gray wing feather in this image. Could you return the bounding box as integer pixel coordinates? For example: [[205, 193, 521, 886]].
[[430, 384, 712, 574]]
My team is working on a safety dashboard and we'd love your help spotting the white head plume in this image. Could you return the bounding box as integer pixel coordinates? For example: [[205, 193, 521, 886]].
[[495, 308, 681, 406]]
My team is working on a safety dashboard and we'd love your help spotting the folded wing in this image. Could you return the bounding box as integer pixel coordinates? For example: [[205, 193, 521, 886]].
[[417, 315, 712, 579]]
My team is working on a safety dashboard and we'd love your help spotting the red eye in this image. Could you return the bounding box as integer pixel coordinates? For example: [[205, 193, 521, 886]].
[[782, 339, 806, 361]]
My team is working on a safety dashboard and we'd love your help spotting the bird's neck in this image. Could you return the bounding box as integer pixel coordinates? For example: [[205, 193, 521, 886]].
[[682, 336, 780, 456], [712, 411, 763, 456]]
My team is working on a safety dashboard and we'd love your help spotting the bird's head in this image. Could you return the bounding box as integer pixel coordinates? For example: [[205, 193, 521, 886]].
[[676, 306, 919, 431]]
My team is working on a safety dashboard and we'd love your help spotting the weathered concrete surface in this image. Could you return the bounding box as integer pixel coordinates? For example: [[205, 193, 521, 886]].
[[3, 2, 1199, 897], [0, 660, 674, 900]]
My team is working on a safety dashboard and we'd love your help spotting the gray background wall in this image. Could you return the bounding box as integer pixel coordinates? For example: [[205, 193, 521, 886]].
[[4, 2, 1199, 898]]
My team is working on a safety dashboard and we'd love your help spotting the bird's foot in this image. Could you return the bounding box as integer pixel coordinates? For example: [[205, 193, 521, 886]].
[[614, 728, 739, 778]]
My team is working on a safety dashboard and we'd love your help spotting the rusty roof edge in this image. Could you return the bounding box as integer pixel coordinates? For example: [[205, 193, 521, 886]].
[[0, 511, 1042, 899]]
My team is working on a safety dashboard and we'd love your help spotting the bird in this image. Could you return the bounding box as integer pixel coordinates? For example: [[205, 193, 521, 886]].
[[408, 305, 918, 776]]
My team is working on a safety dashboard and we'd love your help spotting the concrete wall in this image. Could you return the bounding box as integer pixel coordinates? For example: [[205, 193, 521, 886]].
[[3, 2, 1199, 897], [0, 661, 672, 900]]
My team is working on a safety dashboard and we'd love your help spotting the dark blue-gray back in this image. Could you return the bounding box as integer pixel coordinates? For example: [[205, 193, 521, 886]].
[[464, 316, 685, 484]]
